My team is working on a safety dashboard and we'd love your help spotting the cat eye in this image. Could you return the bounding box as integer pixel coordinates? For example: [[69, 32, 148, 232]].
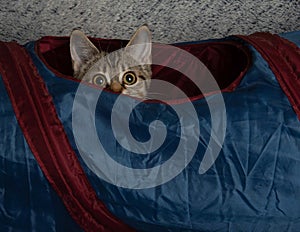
[[93, 74, 106, 87], [122, 72, 137, 85]]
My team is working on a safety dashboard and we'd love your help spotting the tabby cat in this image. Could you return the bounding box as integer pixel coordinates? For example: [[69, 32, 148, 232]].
[[70, 25, 152, 99]]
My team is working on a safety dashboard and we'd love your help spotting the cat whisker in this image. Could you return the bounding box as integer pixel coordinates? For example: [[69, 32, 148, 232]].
[[145, 92, 168, 100], [146, 92, 166, 96]]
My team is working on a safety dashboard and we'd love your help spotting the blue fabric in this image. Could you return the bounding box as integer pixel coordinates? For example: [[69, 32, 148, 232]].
[[0, 75, 83, 231], [26, 31, 300, 231], [27, 32, 300, 231], [1, 31, 299, 231], [280, 31, 300, 47]]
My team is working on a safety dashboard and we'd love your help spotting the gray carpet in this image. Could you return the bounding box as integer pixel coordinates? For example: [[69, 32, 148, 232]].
[[0, 0, 299, 44]]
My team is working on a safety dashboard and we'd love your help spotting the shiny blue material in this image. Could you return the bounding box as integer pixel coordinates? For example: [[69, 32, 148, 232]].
[[0, 76, 83, 231], [1, 31, 300, 231]]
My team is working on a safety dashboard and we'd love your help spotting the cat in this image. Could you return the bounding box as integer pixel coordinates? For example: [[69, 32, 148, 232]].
[[70, 25, 152, 99]]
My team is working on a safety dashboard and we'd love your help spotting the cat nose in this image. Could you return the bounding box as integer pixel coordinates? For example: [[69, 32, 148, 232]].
[[110, 81, 123, 93]]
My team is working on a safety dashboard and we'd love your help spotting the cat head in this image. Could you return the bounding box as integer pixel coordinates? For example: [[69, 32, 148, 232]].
[[70, 25, 152, 99]]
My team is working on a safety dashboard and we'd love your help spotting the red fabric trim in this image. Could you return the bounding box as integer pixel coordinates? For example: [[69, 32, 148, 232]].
[[0, 41, 134, 232], [237, 33, 300, 120]]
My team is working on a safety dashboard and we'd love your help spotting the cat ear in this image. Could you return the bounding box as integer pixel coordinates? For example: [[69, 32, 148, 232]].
[[70, 30, 99, 73], [125, 25, 152, 64]]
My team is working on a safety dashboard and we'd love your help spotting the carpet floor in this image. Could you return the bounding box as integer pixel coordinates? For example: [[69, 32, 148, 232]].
[[0, 0, 299, 44]]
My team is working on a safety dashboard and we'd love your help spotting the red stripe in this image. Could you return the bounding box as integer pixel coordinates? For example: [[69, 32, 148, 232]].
[[0, 41, 134, 231], [237, 33, 300, 120]]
